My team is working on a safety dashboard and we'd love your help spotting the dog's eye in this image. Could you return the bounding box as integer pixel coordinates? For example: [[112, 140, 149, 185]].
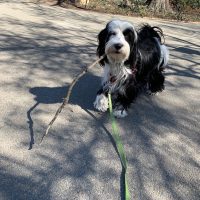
[[109, 31, 116, 36], [123, 29, 131, 36]]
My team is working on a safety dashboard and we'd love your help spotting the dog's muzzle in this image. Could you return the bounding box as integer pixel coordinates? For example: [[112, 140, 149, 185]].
[[105, 42, 130, 62]]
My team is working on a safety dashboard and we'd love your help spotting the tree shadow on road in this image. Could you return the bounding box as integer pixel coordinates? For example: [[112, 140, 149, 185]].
[[1, 3, 200, 200]]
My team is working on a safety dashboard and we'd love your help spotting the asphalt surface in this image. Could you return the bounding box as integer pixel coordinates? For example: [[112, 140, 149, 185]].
[[0, 1, 200, 200]]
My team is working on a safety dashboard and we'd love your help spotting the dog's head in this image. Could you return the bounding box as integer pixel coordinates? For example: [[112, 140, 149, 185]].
[[97, 20, 137, 67]]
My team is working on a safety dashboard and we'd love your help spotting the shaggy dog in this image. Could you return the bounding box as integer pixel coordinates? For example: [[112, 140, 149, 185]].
[[94, 20, 169, 118]]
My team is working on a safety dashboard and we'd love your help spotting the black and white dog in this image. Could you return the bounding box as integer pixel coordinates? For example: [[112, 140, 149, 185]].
[[94, 20, 169, 118]]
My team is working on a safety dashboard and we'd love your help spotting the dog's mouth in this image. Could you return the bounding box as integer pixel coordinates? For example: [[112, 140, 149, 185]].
[[115, 50, 121, 54], [109, 49, 123, 54], [108, 50, 128, 58], [106, 46, 130, 62]]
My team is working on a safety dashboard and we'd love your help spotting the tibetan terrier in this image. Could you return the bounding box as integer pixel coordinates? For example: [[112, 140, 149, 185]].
[[94, 20, 169, 118]]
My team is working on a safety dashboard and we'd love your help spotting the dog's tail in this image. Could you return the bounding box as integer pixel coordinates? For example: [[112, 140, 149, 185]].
[[138, 24, 164, 44], [138, 24, 169, 69]]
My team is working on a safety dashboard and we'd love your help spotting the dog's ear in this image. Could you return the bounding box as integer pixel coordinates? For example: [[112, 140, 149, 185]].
[[97, 27, 109, 66], [124, 28, 138, 70]]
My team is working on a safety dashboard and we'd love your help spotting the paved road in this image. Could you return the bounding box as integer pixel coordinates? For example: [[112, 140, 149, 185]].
[[0, 1, 200, 200]]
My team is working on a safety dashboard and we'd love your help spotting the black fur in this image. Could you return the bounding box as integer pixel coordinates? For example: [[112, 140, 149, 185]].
[[123, 27, 138, 70], [97, 27, 108, 66]]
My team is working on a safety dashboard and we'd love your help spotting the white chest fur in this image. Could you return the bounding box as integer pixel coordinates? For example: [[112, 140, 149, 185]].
[[102, 63, 132, 94]]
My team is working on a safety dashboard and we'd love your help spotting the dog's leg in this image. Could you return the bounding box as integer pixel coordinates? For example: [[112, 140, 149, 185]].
[[148, 69, 165, 94], [113, 104, 128, 118], [147, 44, 168, 94], [94, 88, 109, 112], [111, 95, 128, 118], [112, 84, 138, 118]]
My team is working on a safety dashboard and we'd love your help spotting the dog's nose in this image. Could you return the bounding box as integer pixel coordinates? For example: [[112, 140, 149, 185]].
[[114, 43, 123, 50]]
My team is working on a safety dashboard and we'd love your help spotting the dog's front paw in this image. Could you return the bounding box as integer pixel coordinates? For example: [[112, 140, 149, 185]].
[[113, 109, 128, 118], [94, 94, 108, 112], [146, 90, 159, 96]]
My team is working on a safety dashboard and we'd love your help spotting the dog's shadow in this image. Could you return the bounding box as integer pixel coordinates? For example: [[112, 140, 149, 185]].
[[27, 73, 101, 150]]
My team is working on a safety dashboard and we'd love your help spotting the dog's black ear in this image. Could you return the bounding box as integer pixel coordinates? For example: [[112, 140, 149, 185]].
[[97, 27, 108, 66], [124, 28, 138, 70]]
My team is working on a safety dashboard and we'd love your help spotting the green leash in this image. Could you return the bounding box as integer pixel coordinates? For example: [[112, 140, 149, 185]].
[[108, 93, 130, 200]]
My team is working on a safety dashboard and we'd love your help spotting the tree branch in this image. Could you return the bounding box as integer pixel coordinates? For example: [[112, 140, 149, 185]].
[[40, 55, 105, 144]]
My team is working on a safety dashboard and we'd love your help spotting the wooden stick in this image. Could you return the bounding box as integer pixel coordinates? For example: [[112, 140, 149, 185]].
[[40, 55, 105, 144]]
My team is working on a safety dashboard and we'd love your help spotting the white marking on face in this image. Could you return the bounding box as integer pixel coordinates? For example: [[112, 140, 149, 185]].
[[105, 28, 130, 62], [108, 20, 134, 32], [105, 20, 135, 63]]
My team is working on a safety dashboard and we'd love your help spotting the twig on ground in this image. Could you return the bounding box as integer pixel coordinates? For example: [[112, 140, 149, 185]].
[[40, 55, 105, 144]]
